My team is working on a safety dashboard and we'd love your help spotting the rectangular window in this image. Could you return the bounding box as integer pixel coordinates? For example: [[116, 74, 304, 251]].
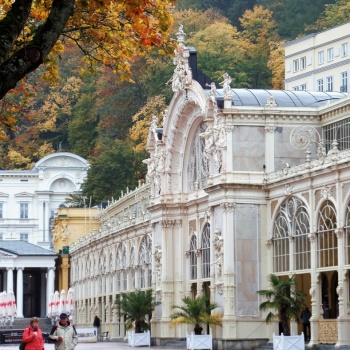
[[327, 48, 334, 61], [317, 79, 324, 92], [342, 43, 349, 57], [318, 51, 324, 65], [0, 233, 3, 240], [0, 203, 3, 219], [20, 203, 28, 219], [20, 233, 28, 241], [293, 59, 299, 72], [341, 71, 348, 92], [293, 86, 300, 91], [300, 84, 307, 91], [300, 57, 306, 70], [326, 76, 333, 92]]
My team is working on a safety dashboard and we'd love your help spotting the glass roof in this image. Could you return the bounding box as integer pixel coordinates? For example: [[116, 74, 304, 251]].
[[208, 89, 347, 107]]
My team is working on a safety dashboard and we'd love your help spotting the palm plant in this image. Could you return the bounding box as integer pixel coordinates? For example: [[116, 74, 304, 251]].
[[257, 274, 306, 336], [170, 295, 223, 335], [114, 289, 158, 333]]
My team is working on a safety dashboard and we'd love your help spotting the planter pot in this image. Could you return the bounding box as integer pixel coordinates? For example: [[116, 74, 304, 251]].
[[273, 332, 304, 350], [128, 330, 150, 347], [186, 333, 212, 350]]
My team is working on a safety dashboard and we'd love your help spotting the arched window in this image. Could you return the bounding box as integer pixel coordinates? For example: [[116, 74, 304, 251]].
[[116, 244, 127, 291], [187, 122, 209, 192], [189, 234, 197, 280], [318, 200, 337, 267], [272, 196, 310, 272], [130, 248, 135, 289], [139, 236, 152, 288], [345, 200, 350, 264], [201, 223, 210, 278]]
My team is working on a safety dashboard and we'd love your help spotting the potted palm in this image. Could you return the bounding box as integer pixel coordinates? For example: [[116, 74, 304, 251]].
[[170, 295, 223, 350], [257, 274, 306, 350], [114, 289, 158, 347]]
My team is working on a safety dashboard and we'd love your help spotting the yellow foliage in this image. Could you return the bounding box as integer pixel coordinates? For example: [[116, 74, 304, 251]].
[[7, 150, 32, 170]]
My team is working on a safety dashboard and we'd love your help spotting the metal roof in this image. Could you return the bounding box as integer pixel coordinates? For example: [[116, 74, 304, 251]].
[[0, 240, 57, 256], [210, 89, 347, 108]]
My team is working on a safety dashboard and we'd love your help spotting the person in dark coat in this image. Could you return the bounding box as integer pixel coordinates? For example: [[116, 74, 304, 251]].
[[301, 307, 311, 341]]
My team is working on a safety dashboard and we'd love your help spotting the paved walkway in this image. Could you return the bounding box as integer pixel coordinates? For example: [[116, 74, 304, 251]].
[[0, 342, 177, 350]]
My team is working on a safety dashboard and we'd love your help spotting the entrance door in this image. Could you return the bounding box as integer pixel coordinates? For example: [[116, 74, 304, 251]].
[[23, 270, 41, 317]]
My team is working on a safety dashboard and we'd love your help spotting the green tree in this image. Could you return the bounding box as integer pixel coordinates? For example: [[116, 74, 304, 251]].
[[306, 0, 350, 32], [170, 295, 223, 335], [257, 274, 306, 336], [114, 290, 158, 333], [257, 0, 336, 39], [188, 22, 247, 85], [81, 140, 146, 204]]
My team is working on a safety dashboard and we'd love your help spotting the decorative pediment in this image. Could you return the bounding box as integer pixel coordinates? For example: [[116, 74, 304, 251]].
[[35, 153, 89, 169], [14, 192, 34, 198], [0, 250, 17, 258], [0, 192, 9, 198]]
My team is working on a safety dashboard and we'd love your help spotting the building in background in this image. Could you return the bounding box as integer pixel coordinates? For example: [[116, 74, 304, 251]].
[[0, 152, 89, 318], [70, 28, 350, 348], [285, 22, 350, 92], [51, 207, 99, 292]]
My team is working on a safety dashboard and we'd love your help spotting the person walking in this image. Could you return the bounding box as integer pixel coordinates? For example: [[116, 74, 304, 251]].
[[49, 313, 78, 350], [301, 307, 311, 342], [22, 317, 44, 350]]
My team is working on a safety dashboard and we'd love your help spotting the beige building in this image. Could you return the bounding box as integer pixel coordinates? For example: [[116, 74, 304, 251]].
[[69, 27, 350, 348], [285, 22, 350, 93], [51, 207, 99, 292]]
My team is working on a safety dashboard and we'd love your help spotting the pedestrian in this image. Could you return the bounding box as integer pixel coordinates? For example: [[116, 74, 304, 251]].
[[93, 314, 101, 331], [49, 312, 78, 350], [22, 317, 44, 350], [301, 307, 311, 341]]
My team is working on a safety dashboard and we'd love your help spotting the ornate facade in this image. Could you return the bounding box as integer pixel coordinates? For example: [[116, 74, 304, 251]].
[[70, 30, 350, 348]]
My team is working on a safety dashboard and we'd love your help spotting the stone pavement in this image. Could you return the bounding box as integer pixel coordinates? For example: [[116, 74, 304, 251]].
[[0, 342, 177, 350]]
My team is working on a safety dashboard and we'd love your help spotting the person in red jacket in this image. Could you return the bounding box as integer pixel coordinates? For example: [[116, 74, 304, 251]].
[[22, 317, 44, 350]]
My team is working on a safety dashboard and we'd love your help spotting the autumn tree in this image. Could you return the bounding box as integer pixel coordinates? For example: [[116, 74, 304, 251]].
[[0, 0, 175, 128], [239, 5, 279, 88]]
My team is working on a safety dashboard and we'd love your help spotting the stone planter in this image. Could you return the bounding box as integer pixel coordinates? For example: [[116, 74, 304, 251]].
[[186, 333, 212, 350], [128, 330, 151, 347], [273, 332, 304, 350]]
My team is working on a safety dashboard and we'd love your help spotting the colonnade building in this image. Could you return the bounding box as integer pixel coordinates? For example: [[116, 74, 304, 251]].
[[0, 152, 89, 318], [70, 29, 350, 348]]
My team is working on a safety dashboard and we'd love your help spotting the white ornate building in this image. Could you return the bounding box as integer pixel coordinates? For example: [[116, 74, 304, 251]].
[[0, 152, 89, 318], [70, 28, 350, 348]]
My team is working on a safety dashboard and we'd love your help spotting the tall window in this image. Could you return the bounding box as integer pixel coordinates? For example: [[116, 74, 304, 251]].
[[187, 122, 209, 192], [327, 48, 334, 62], [293, 59, 299, 72], [201, 223, 210, 278], [317, 79, 324, 92], [116, 244, 126, 291], [344, 200, 350, 264], [0, 203, 3, 219], [130, 248, 135, 289], [189, 235, 197, 280], [300, 57, 306, 70], [139, 236, 152, 288], [326, 76, 333, 92], [300, 84, 307, 91], [341, 71, 348, 92], [317, 200, 337, 268], [318, 51, 325, 65], [342, 43, 349, 57], [272, 197, 310, 272], [20, 203, 28, 219]]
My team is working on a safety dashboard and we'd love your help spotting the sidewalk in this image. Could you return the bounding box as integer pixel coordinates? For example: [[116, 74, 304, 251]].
[[0, 342, 180, 350]]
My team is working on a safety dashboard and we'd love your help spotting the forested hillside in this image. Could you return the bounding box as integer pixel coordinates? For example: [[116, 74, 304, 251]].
[[0, 0, 347, 203]]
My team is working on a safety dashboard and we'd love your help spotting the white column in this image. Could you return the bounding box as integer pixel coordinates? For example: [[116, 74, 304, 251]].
[[46, 267, 55, 316], [264, 125, 276, 173], [6, 268, 14, 292], [16, 268, 24, 318]]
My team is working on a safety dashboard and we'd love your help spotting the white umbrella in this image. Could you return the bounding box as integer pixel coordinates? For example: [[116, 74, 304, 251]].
[[58, 289, 67, 314], [1, 291, 7, 317], [66, 288, 74, 314], [52, 291, 60, 318], [6, 291, 16, 322], [47, 293, 54, 318]]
